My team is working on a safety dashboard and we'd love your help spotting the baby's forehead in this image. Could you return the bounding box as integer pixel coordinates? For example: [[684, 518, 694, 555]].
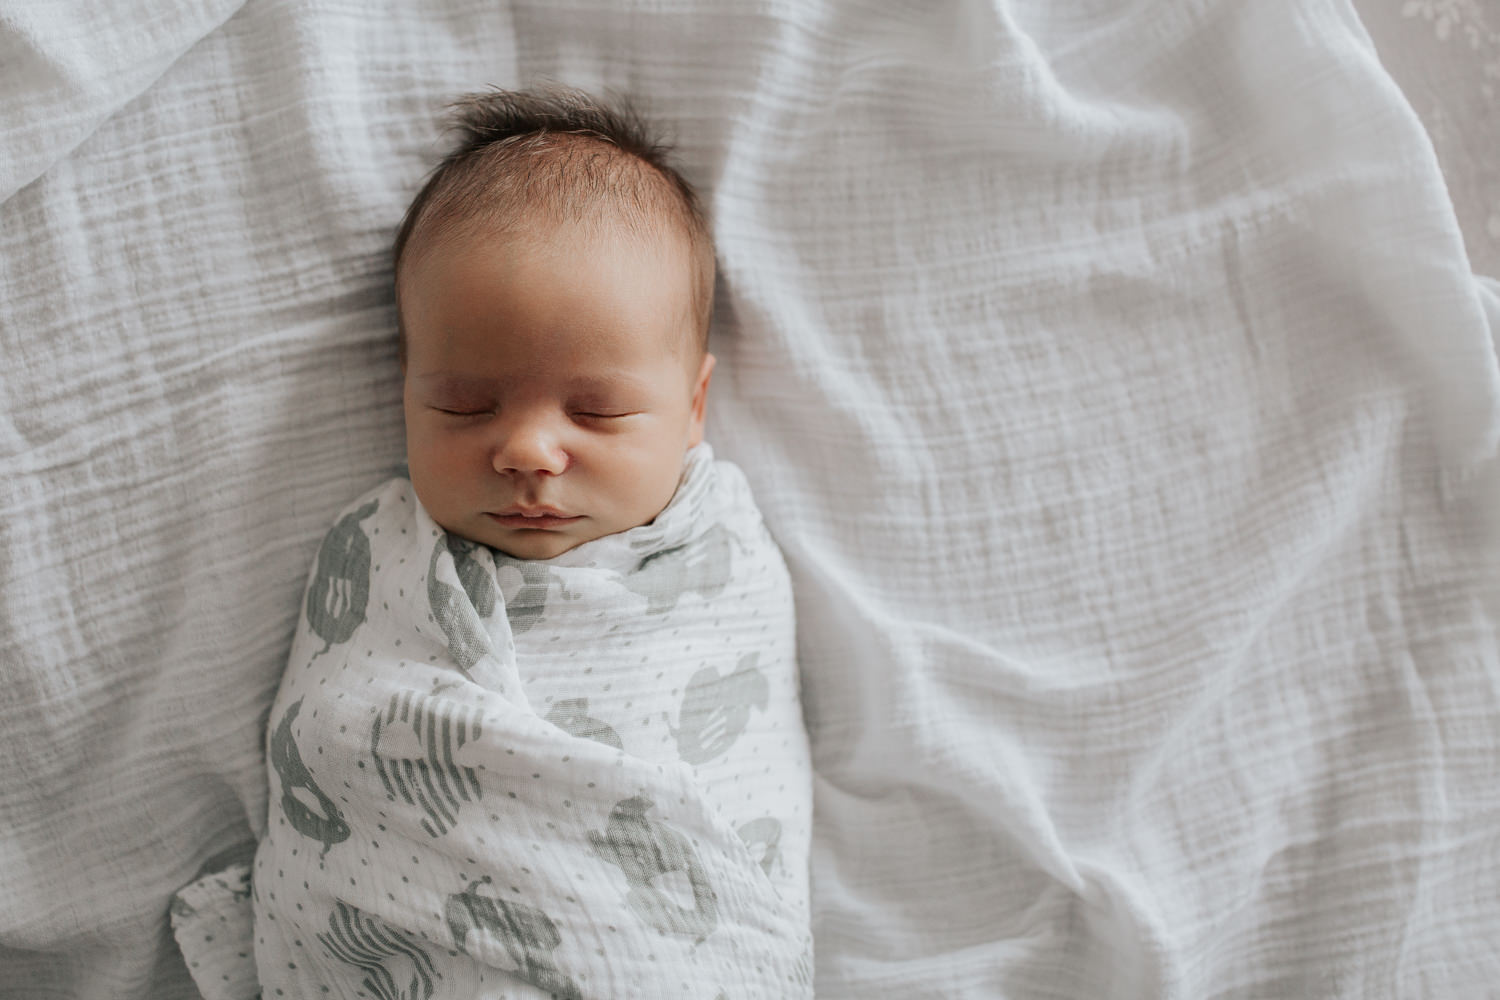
[[416, 136, 687, 243], [403, 202, 693, 298], [413, 368, 663, 394]]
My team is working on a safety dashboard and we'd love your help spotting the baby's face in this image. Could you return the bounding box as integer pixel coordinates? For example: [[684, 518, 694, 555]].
[[400, 220, 713, 560]]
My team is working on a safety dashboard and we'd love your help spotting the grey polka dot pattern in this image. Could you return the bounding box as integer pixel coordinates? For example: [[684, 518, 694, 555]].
[[242, 445, 812, 998]]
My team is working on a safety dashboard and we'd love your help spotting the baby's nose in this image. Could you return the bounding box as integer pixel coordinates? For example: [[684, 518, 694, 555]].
[[492, 412, 570, 477]]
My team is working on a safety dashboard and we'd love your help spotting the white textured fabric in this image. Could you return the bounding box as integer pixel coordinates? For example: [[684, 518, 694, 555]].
[[245, 445, 811, 999], [1350, 0, 1500, 275], [169, 860, 258, 1000], [1, 2, 1498, 999]]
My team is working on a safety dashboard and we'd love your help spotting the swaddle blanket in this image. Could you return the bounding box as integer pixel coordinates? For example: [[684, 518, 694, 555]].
[[242, 443, 812, 999]]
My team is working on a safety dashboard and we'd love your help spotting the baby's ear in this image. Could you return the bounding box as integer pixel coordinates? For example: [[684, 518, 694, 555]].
[[688, 352, 715, 446]]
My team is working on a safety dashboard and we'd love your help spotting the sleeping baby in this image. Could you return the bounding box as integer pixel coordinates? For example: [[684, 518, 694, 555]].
[[246, 87, 814, 998]]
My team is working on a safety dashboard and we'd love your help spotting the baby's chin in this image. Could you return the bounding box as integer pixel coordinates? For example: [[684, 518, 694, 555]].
[[486, 529, 591, 561], [454, 514, 605, 561]]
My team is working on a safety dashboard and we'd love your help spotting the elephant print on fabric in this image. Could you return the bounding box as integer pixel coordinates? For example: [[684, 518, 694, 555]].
[[306, 499, 378, 657], [735, 817, 783, 877], [622, 522, 735, 614], [269, 698, 349, 857], [543, 697, 624, 750], [501, 559, 553, 635], [319, 901, 439, 1000], [673, 652, 770, 765], [427, 533, 499, 675], [370, 691, 484, 838], [445, 879, 582, 1000], [590, 796, 719, 943]]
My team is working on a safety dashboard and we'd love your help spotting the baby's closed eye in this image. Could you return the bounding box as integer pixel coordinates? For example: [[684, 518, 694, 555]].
[[572, 409, 637, 420], [568, 395, 644, 421], [432, 406, 493, 418]]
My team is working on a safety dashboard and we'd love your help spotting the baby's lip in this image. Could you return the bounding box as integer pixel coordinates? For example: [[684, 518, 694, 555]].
[[491, 506, 578, 519]]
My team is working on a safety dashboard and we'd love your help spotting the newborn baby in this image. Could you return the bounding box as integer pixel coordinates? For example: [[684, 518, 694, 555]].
[[245, 88, 813, 999]]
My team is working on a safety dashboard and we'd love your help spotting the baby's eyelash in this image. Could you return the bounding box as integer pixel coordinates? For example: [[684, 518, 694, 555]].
[[574, 409, 645, 421], [427, 406, 636, 420]]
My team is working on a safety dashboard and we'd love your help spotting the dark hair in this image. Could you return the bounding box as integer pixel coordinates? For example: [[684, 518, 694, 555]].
[[393, 85, 715, 366]]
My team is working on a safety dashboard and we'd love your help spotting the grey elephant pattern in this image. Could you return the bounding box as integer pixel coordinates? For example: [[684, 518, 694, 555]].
[[590, 795, 719, 943], [543, 697, 624, 750], [623, 522, 735, 614], [673, 652, 770, 765], [500, 559, 555, 635], [735, 817, 783, 877], [427, 533, 499, 674], [445, 879, 582, 999]]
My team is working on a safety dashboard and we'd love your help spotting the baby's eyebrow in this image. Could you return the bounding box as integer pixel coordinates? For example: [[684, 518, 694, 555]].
[[408, 372, 651, 395], [566, 373, 650, 394], [410, 373, 496, 392]]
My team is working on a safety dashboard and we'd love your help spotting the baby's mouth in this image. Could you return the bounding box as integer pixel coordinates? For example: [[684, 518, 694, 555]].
[[487, 508, 582, 529]]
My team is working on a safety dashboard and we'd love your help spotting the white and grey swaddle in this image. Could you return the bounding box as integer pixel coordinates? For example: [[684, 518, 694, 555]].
[[237, 444, 812, 999]]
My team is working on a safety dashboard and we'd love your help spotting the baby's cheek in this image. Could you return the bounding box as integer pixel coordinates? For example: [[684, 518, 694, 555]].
[[409, 435, 470, 513]]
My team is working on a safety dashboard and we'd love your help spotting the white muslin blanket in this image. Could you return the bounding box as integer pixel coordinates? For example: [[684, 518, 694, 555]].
[[10, 3, 1500, 997], [232, 444, 812, 998]]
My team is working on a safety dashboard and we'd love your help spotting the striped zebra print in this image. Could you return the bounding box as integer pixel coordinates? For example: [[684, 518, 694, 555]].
[[317, 900, 438, 1000], [370, 691, 484, 838]]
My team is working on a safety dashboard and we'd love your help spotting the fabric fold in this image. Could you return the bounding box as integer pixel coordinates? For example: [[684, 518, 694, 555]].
[[0, 0, 246, 203]]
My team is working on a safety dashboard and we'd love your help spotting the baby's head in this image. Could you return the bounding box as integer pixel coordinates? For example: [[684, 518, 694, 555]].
[[394, 87, 716, 560]]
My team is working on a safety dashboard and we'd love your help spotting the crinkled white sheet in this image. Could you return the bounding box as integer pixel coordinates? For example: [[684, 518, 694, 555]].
[[1353, 0, 1500, 276], [1, 1, 1497, 998]]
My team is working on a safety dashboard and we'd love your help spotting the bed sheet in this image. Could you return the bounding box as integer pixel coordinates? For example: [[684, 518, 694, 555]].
[[1353, 0, 1500, 277], [2, 1, 1498, 998]]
